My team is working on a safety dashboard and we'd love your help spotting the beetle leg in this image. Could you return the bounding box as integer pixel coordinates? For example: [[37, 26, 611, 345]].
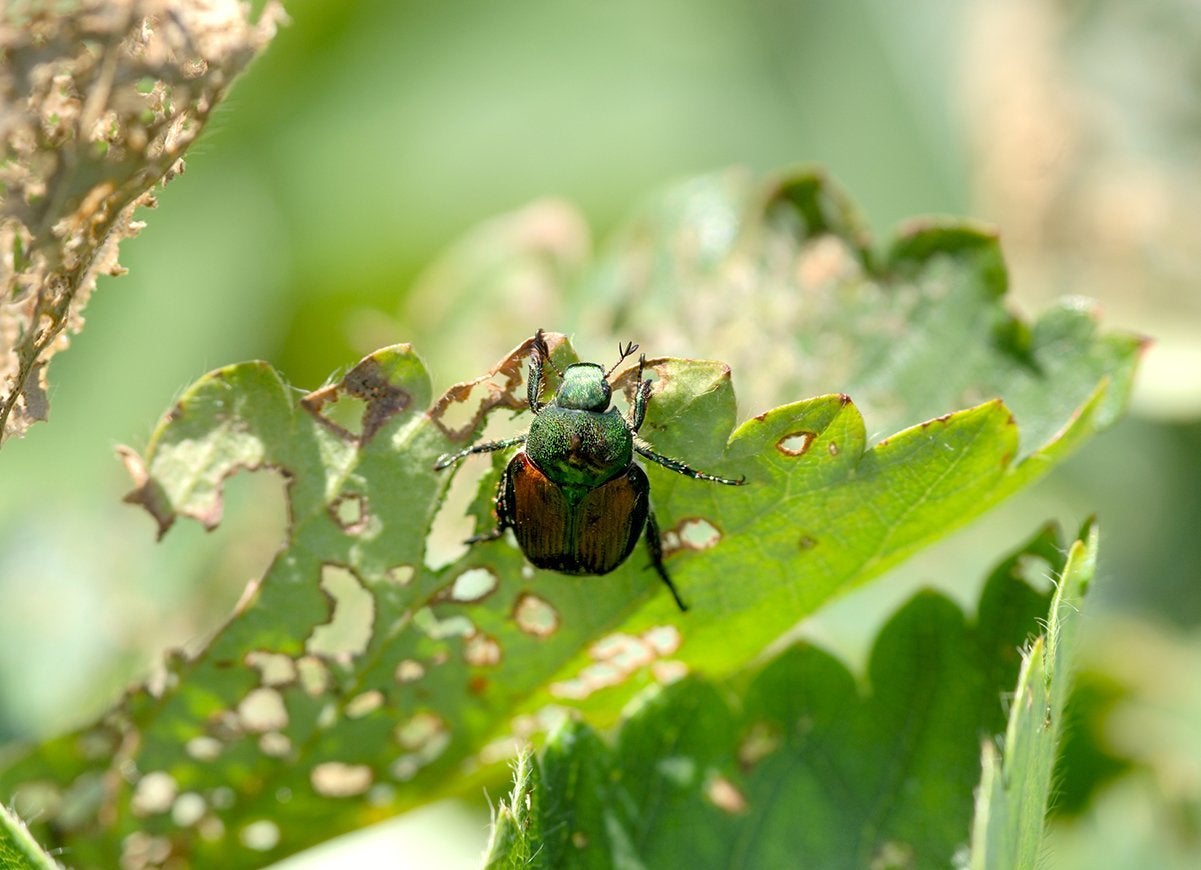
[[433, 436, 525, 471], [628, 354, 651, 432], [646, 510, 688, 612], [634, 440, 746, 485], [528, 330, 549, 413]]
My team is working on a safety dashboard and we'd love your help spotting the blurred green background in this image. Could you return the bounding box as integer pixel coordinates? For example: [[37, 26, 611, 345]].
[[3, 0, 1200, 866]]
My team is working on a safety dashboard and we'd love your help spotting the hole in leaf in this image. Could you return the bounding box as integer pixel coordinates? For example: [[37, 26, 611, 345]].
[[777, 430, 816, 456], [447, 567, 499, 602], [391, 711, 452, 780], [828, 441, 840, 456], [590, 634, 654, 671], [329, 493, 369, 534], [395, 711, 447, 752], [306, 391, 368, 440], [513, 593, 559, 637], [306, 564, 375, 659], [395, 659, 425, 683], [311, 762, 373, 798], [122, 833, 171, 867], [259, 732, 292, 758], [240, 819, 281, 851], [551, 625, 683, 700], [642, 625, 682, 656], [297, 655, 331, 696], [171, 792, 206, 827], [549, 662, 624, 700], [237, 687, 289, 733], [131, 771, 177, 817], [302, 356, 412, 444], [705, 774, 748, 815], [385, 564, 415, 586], [185, 736, 223, 762], [414, 607, 475, 639], [244, 651, 296, 686], [464, 631, 502, 667], [651, 660, 689, 684], [345, 690, 384, 718], [675, 518, 721, 551]]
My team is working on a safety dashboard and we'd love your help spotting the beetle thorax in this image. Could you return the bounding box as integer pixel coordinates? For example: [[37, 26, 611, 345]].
[[553, 364, 611, 412], [525, 405, 633, 491]]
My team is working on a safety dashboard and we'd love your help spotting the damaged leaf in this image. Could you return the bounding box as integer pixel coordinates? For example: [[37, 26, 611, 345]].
[[483, 523, 1097, 868], [0, 171, 1138, 867]]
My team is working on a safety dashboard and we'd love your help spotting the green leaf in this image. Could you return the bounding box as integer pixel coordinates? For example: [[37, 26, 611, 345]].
[[481, 750, 544, 870], [969, 520, 1098, 869], [0, 172, 1136, 866], [483, 523, 1097, 868], [0, 803, 58, 870]]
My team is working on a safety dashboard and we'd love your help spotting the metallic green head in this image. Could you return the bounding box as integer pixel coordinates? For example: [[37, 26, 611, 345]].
[[553, 363, 612, 412]]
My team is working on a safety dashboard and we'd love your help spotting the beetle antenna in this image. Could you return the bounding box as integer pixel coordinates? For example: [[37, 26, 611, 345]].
[[605, 340, 639, 379], [533, 328, 564, 377]]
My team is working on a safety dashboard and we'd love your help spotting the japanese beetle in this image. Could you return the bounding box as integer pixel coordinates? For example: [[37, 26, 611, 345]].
[[434, 330, 745, 611]]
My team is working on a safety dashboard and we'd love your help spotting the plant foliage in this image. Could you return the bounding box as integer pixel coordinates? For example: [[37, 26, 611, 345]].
[[0, 170, 1138, 866]]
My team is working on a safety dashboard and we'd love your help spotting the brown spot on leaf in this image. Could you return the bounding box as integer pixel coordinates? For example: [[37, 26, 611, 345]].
[[302, 356, 412, 445], [777, 430, 816, 456], [798, 534, 818, 550], [827, 441, 840, 456]]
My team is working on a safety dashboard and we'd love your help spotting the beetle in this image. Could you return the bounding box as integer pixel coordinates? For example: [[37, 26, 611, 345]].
[[434, 329, 745, 611]]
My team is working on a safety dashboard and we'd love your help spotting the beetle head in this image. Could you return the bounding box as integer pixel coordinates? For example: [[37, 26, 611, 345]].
[[554, 363, 612, 412]]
